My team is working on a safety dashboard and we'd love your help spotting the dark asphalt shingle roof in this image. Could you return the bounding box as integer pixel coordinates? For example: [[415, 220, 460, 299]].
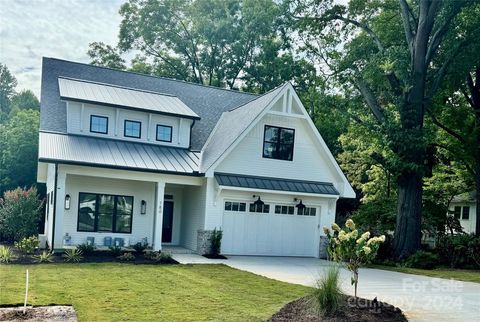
[[39, 131, 201, 175], [215, 173, 340, 195], [40, 58, 257, 150]]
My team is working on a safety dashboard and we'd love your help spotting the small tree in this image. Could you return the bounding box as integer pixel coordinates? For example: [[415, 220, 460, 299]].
[[209, 228, 223, 256], [324, 219, 385, 300], [0, 187, 43, 242]]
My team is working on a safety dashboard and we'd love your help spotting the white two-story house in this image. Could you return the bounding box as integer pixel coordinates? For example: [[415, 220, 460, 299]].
[[37, 58, 355, 257]]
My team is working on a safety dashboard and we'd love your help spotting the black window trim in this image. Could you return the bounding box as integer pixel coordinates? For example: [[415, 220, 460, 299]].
[[90, 115, 109, 134], [156, 124, 173, 142], [462, 206, 470, 220], [124, 119, 142, 139], [262, 125, 295, 161], [77, 192, 134, 234]]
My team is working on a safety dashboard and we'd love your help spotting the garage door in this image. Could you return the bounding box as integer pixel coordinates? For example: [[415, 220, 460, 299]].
[[221, 201, 320, 257]]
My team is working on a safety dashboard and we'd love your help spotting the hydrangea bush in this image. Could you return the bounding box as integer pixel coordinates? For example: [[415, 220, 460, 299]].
[[324, 219, 385, 299]]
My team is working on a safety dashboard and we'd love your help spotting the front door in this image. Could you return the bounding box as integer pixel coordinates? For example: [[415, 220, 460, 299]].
[[162, 201, 174, 243]]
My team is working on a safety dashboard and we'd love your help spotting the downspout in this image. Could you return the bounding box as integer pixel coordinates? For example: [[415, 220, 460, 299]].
[[51, 164, 58, 251]]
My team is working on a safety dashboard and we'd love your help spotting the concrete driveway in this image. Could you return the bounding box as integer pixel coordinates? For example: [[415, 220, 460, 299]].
[[172, 254, 480, 322]]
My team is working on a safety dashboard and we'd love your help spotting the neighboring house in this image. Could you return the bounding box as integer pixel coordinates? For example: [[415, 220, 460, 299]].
[[449, 192, 477, 234], [37, 58, 355, 258]]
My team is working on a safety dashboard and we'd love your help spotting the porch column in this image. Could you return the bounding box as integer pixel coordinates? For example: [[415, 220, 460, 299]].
[[153, 181, 166, 251], [53, 170, 67, 251]]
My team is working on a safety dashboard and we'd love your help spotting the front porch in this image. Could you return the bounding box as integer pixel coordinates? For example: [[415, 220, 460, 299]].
[[45, 164, 206, 253]]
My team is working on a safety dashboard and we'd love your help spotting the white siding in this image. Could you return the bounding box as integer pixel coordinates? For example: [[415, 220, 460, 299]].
[[215, 113, 344, 191], [180, 184, 206, 251], [66, 101, 192, 148], [449, 202, 477, 234], [61, 174, 156, 247], [44, 163, 56, 248]]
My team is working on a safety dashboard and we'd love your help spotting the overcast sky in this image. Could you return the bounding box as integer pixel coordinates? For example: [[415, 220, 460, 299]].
[[0, 0, 124, 97]]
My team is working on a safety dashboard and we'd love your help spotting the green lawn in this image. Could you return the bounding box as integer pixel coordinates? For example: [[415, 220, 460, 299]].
[[370, 265, 480, 283], [0, 263, 310, 321]]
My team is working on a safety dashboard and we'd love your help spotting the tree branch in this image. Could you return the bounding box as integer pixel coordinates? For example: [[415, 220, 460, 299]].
[[354, 77, 386, 124], [399, 0, 415, 56], [330, 15, 384, 52], [427, 109, 466, 144]]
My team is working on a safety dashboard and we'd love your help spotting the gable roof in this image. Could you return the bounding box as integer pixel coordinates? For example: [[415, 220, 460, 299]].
[[58, 77, 200, 119], [200, 83, 287, 172], [40, 58, 257, 150]]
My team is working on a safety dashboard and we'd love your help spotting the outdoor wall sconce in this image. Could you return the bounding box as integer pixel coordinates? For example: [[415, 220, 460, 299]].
[[253, 195, 264, 207], [141, 200, 147, 214], [65, 194, 71, 210], [294, 198, 306, 211]]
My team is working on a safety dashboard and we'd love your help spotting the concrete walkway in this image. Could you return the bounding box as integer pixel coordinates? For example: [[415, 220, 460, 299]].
[[171, 254, 480, 322]]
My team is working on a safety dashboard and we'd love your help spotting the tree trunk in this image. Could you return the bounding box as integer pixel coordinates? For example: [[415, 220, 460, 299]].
[[393, 171, 423, 259]]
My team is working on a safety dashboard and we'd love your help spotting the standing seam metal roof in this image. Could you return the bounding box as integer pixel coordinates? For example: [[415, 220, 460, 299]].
[[215, 173, 339, 195], [58, 77, 200, 119], [39, 131, 201, 175]]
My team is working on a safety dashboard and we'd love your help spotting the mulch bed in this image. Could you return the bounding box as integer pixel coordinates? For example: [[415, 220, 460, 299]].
[[0, 306, 77, 322], [202, 254, 228, 259], [269, 296, 407, 322]]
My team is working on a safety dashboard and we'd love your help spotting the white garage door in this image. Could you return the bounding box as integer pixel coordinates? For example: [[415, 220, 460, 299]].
[[221, 201, 320, 257]]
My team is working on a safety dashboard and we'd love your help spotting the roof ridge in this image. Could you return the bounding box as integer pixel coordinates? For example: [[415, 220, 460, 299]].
[[45, 57, 259, 97], [58, 76, 177, 97], [227, 82, 288, 112]]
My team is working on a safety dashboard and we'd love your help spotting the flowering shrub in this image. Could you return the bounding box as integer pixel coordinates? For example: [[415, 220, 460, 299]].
[[324, 219, 385, 299]]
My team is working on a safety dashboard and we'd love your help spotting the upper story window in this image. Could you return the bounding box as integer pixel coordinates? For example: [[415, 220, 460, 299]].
[[263, 125, 295, 161], [90, 115, 108, 134], [124, 120, 141, 138], [156, 124, 172, 142]]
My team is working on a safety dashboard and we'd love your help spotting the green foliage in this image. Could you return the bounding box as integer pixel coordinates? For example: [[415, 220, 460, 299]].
[[436, 234, 477, 268], [468, 237, 480, 268], [146, 251, 175, 264], [108, 246, 123, 257], [404, 250, 439, 270], [209, 228, 223, 256], [312, 266, 343, 316], [0, 245, 14, 263], [87, 42, 126, 70], [10, 90, 39, 112], [63, 248, 83, 263], [0, 63, 17, 121], [36, 250, 54, 263], [77, 243, 95, 255], [351, 197, 396, 234], [117, 252, 135, 262], [14, 235, 39, 254], [324, 219, 385, 298], [132, 242, 147, 254], [0, 187, 43, 242], [0, 109, 40, 193]]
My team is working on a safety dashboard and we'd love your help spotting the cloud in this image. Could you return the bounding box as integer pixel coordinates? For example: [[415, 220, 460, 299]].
[[0, 0, 124, 97]]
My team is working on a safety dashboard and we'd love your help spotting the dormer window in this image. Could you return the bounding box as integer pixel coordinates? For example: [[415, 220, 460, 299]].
[[90, 115, 108, 134], [124, 120, 141, 138], [156, 124, 172, 142], [263, 125, 295, 161]]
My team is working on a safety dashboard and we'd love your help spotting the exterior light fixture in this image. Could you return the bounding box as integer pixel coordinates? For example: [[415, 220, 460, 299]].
[[253, 195, 264, 207], [141, 200, 147, 214], [295, 199, 306, 211], [65, 194, 71, 210]]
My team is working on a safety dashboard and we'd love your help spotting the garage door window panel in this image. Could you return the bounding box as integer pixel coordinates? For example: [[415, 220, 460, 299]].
[[225, 201, 246, 212], [249, 203, 270, 213], [275, 205, 294, 215], [298, 207, 316, 216]]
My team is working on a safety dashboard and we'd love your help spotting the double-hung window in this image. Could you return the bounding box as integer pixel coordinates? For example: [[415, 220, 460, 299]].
[[156, 124, 172, 142], [124, 120, 141, 138], [90, 115, 108, 134], [78, 193, 133, 233], [263, 125, 295, 161]]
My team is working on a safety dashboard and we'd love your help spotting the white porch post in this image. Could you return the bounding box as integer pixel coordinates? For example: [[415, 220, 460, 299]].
[[153, 181, 165, 251], [53, 170, 67, 250]]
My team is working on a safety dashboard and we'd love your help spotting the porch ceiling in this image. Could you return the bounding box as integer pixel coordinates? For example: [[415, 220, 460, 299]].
[[39, 131, 201, 175]]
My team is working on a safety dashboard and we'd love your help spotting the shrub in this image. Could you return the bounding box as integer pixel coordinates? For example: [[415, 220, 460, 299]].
[[63, 248, 83, 263], [132, 242, 147, 254], [0, 245, 14, 263], [36, 250, 53, 263], [0, 187, 43, 242], [436, 234, 473, 268], [147, 251, 175, 264], [209, 228, 223, 256], [15, 235, 39, 254], [468, 237, 480, 268], [404, 250, 439, 270], [117, 252, 135, 261], [109, 246, 122, 257], [312, 266, 343, 316], [77, 243, 95, 255], [324, 219, 385, 299]]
